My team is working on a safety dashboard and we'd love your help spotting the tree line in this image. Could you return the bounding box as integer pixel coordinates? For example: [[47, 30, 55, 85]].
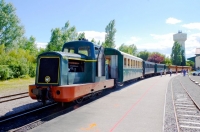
[[0, 0, 194, 80]]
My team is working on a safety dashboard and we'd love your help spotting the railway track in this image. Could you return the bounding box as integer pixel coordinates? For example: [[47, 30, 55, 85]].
[[0, 102, 58, 131], [0, 92, 29, 103], [0, 89, 112, 131], [171, 76, 200, 132]]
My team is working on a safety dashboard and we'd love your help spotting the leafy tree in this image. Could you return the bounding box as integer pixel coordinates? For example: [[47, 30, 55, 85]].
[[181, 50, 186, 66], [103, 20, 116, 48], [0, 44, 5, 54], [78, 32, 85, 40], [147, 52, 165, 63], [46, 28, 62, 51], [186, 60, 194, 67], [171, 42, 182, 65], [137, 50, 150, 60], [0, 0, 24, 49], [61, 21, 77, 42], [91, 38, 96, 43], [163, 56, 172, 66], [119, 43, 137, 55], [19, 36, 37, 55], [97, 40, 101, 45], [46, 21, 78, 51]]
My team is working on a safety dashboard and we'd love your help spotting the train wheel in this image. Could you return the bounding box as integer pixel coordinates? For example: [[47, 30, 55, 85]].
[[75, 97, 83, 104], [97, 90, 103, 96], [89, 93, 96, 99], [42, 99, 46, 105], [117, 82, 124, 87]]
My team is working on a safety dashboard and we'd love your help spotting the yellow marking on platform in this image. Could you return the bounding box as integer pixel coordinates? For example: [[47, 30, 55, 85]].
[[114, 104, 119, 107], [80, 123, 100, 131]]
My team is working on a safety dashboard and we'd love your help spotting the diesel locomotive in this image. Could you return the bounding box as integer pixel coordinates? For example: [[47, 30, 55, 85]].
[[29, 40, 191, 104]]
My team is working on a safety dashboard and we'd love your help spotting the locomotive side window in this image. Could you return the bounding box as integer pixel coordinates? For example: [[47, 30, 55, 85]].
[[95, 47, 99, 58], [78, 46, 90, 56], [64, 47, 74, 53], [68, 60, 84, 72]]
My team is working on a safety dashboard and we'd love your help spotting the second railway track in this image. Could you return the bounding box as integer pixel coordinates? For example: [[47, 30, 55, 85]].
[[171, 76, 200, 132], [0, 92, 29, 103]]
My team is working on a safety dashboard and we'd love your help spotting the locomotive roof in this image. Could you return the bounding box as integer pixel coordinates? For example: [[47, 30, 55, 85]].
[[38, 51, 87, 59], [62, 40, 97, 50]]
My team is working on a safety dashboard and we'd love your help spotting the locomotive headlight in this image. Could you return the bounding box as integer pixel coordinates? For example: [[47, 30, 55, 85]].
[[45, 76, 51, 83]]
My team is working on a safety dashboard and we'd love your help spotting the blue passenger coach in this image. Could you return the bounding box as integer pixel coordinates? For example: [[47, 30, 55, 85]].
[[143, 61, 155, 77]]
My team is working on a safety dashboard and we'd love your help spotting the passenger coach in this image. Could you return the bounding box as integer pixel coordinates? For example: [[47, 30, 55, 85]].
[[143, 61, 155, 77], [104, 48, 143, 85]]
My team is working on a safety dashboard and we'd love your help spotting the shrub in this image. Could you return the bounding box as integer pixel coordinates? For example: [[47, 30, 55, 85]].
[[29, 63, 36, 77], [0, 65, 12, 80]]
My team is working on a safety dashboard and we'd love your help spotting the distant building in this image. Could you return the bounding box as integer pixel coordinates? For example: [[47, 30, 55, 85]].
[[173, 31, 187, 57], [188, 48, 200, 70]]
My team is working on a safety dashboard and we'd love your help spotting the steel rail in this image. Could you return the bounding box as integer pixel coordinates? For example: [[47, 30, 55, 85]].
[[0, 92, 28, 99], [171, 77, 180, 132], [0, 92, 29, 103], [0, 103, 57, 124]]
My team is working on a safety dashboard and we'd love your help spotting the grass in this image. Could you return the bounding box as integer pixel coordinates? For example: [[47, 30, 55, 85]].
[[0, 78, 35, 94]]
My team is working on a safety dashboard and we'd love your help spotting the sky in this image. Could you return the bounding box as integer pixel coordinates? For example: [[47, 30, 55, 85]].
[[5, 0, 200, 59]]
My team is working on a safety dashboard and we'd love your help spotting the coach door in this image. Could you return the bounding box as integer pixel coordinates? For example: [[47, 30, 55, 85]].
[[96, 46, 105, 77]]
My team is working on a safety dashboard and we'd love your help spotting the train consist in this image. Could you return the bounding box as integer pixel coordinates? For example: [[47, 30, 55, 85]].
[[29, 40, 191, 104]]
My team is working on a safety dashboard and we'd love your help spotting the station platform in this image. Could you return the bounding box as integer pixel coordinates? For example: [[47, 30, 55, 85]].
[[29, 74, 179, 132]]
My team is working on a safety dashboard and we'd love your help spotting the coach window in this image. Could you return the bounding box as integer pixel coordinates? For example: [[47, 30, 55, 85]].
[[135, 61, 137, 68], [131, 60, 133, 68], [64, 47, 74, 53], [124, 58, 127, 67], [78, 46, 90, 56], [128, 59, 130, 67]]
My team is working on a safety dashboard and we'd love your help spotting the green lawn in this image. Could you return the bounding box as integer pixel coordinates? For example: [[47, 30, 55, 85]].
[[0, 78, 35, 95]]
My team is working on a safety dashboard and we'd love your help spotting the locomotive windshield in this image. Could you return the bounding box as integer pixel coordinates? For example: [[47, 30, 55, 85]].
[[78, 46, 90, 56], [64, 47, 74, 53]]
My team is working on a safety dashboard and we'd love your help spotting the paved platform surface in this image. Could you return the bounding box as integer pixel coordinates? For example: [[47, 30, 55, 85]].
[[29, 74, 178, 132]]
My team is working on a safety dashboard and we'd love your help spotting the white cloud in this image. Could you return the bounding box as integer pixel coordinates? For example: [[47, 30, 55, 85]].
[[182, 23, 200, 30], [36, 42, 48, 49], [166, 17, 182, 24], [137, 33, 174, 50], [135, 33, 200, 58], [185, 33, 200, 58], [125, 36, 141, 45], [78, 31, 106, 43]]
